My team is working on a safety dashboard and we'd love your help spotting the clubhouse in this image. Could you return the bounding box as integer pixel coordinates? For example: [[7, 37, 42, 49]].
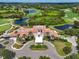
[[9, 26, 59, 43]]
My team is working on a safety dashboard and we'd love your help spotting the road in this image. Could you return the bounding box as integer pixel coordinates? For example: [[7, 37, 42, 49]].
[[6, 40, 64, 59]]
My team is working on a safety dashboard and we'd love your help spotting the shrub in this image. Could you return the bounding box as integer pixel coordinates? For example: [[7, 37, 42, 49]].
[[63, 46, 71, 54], [76, 38, 79, 51], [18, 56, 31, 59], [39, 56, 50, 59], [64, 53, 79, 59], [2, 49, 16, 59], [60, 39, 67, 42], [3, 41, 9, 45], [13, 43, 23, 49], [30, 44, 48, 50]]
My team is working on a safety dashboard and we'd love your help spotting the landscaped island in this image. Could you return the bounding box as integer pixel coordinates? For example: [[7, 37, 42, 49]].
[[30, 44, 48, 50]]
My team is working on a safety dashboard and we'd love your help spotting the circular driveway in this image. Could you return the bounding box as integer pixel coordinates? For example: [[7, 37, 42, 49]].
[[6, 40, 64, 59]]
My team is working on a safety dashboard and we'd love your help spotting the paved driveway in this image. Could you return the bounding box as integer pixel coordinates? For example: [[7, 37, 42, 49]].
[[66, 36, 77, 46], [6, 40, 64, 59]]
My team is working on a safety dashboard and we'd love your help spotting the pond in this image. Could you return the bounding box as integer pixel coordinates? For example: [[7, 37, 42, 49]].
[[25, 9, 37, 14], [54, 24, 74, 30], [14, 18, 29, 26]]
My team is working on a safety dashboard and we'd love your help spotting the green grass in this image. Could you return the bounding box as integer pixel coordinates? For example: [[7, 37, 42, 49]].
[[47, 11, 62, 16], [64, 9, 79, 18], [0, 24, 11, 31], [76, 54, 79, 58], [0, 19, 12, 25], [63, 9, 79, 23], [53, 40, 72, 56], [0, 24, 11, 34]]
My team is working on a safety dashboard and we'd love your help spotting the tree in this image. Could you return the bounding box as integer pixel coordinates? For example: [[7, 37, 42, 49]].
[[64, 28, 79, 36], [64, 54, 79, 59], [18, 56, 31, 59], [74, 21, 79, 28], [2, 49, 16, 59], [76, 38, 79, 53], [39, 56, 50, 59], [63, 46, 71, 54]]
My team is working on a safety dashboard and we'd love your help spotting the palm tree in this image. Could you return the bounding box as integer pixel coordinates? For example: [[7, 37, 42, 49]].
[[28, 32, 34, 40]]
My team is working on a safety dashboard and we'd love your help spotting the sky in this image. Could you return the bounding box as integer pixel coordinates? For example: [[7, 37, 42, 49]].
[[0, 0, 79, 3]]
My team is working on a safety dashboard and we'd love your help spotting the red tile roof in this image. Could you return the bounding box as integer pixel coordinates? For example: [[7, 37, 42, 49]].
[[9, 26, 59, 37]]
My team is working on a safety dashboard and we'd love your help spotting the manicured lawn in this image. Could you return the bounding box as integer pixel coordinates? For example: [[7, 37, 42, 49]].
[[13, 43, 23, 49], [0, 24, 11, 35], [30, 44, 48, 50], [53, 40, 72, 56], [0, 19, 12, 25], [0, 24, 11, 32], [76, 54, 79, 58], [47, 11, 62, 16], [65, 10, 79, 19], [63, 9, 79, 23], [62, 17, 76, 24]]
